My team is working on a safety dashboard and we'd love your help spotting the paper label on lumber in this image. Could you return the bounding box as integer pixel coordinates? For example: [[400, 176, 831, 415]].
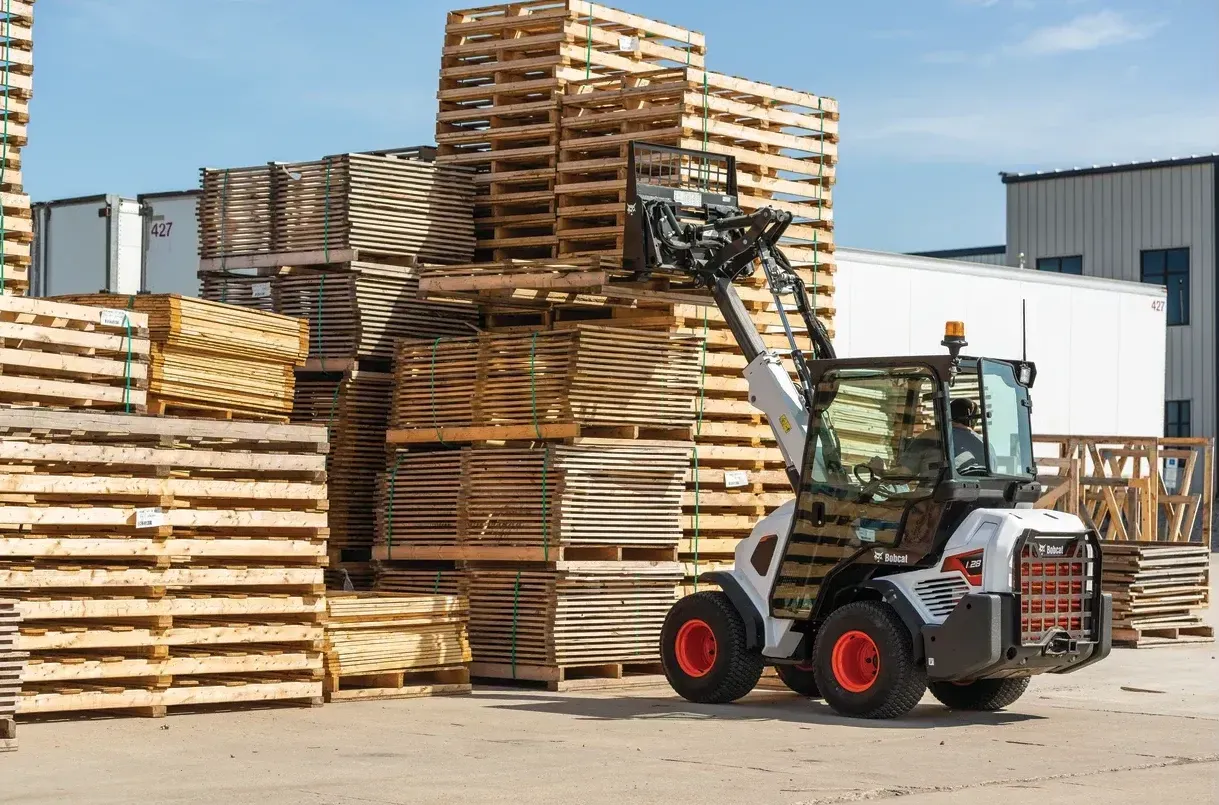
[[99, 309, 129, 328], [135, 507, 167, 529], [251, 282, 272, 299], [724, 470, 750, 489], [618, 35, 640, 52]]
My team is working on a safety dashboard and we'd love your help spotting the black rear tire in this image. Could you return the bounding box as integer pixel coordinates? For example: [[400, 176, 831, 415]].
[[812, 600, 927, 719], [661, 591, 764, 704], [929, 677, 1030, 711], [775, 664, 821, 698]]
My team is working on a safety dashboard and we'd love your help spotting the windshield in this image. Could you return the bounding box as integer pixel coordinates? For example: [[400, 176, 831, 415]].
[[979, 360, 1035, 478]]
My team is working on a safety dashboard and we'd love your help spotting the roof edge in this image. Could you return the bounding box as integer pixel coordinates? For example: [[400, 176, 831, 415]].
[[1001, 154, 1219, 184]]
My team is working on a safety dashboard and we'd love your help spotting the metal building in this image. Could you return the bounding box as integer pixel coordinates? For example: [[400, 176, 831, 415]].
[[1002, 154, 1218, 438], [907, 245, 1007, 266]]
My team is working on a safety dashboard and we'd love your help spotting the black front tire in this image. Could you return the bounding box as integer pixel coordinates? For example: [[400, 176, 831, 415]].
[[929, 677, 1030, 711], [775, 664, 821, 698], [661, 591, 764, 704], [812, 600, 927, 719]]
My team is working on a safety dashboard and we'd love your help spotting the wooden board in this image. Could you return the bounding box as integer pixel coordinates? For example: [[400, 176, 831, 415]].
[[52, 294, 307, 421], [0, 295, 151, 411]]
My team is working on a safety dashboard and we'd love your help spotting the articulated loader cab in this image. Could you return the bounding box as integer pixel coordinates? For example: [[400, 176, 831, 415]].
[[617, 140, 1113, 719]]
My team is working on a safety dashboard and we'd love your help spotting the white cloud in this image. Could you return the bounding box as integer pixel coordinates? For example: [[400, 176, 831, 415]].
[[1019, 10, 1155, 54]]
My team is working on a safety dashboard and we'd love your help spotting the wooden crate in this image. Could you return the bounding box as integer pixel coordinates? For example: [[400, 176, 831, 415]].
[[323, 592, 471, 702], [199, 153, 476, 265], [0, 295, 151, 411], [558, 67, 837, 263], [293, 369, 394, 552], [53, 294, 307, 422], [438, 1, 705, 260], [465, 562, 680, 682], [0, 408, 329, 718], [388, 324, 701, 442]]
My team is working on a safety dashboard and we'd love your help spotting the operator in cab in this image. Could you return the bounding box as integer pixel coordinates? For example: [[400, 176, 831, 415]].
[[899, 398, 989, 477]]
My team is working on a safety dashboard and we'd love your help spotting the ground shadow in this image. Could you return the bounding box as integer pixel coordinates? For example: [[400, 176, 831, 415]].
[[474, 687, 1044, 729]]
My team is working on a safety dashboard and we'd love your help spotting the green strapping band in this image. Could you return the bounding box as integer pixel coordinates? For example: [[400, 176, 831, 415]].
[[433, 569, 443, 595], [322, 157, 332, 263], [691, 309, 709, 590], [528, 332, 542, 439], [326, 380, 342, 432], [121, 297, 137, 414], [510, 569, 523, 678], [385, 452, 406, 559], [584, 13, 592, 79], [430, 337, 449, 446]]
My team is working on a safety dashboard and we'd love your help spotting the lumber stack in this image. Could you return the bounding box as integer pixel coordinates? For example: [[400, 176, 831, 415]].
[[0, 295, 150, 412], [323, 593, 471, 701], [199, 151, 476, 265], [374, 564, 467, 597], [0, 408, 329, 718], [1102, 542, 1213, 647], [0, 599, 23, 750], [558, 67, 836, 263], [437, 1, 705, 261], [293, 369, 393, 559], [0, 0, 34, 296], [53, 294, 308, 422]]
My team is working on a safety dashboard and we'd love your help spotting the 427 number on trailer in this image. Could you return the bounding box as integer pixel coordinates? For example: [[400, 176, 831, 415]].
[[1152, 299, 1166, 312], [149, 222, 174, 238]]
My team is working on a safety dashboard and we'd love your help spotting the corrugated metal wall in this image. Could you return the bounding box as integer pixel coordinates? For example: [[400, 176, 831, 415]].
[[1006, 162, 1217, 436]]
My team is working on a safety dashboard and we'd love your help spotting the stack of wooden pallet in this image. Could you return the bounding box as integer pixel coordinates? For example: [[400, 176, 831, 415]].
[[374, 322, 693, 688], [52, 294, 308, 421], [0, 295, 151, 412], [0, 599, 23, 751], [0, 1, 34, 296], [293, 369, 394, 583], [1103, 542, 1213, 647], [323, 593, 471, 701], [198, 151, 476, 265], [0, 409, 329, 718], [437, 1, 706, 261]]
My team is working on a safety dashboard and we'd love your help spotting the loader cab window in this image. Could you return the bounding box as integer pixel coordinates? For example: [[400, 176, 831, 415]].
[[772, 367, 943, 620], [979, 360, 1035, 478]]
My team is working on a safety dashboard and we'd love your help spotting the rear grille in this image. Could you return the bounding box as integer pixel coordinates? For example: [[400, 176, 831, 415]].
[[1018, 538, 1095, 644], [915, 577, 971, 618]]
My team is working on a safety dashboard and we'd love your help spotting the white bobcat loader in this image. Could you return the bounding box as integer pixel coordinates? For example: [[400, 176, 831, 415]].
[[621, 142, 1112, 719]]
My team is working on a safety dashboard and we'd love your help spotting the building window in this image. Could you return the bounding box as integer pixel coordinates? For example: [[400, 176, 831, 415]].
[[1141, 248, 1190, 325], [1165, 400, 1191, 438], [1036, 255, 1083, 274]]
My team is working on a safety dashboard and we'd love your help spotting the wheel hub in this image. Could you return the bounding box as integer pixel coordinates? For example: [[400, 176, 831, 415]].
[[831, 630, 880, 693], [674, 618, 717, 678]]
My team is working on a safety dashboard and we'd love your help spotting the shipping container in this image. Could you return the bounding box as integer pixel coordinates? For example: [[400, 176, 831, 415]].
[[138, 190, 201, 295], [31, 194, 143, 296], [833, 247, 1168, 438]]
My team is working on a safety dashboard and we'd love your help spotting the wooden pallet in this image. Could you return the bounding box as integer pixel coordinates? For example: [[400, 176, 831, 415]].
[[438, 1, 705, 260], [0, 1, 34, 299], [199, 152, 476, 265], [471, 661, 666, 692], [324, 593, 471, 701], [1103, 541, 1213, 647], [0, 295, 151, 410], [0, 599, 22, 750], [52, 294, 307, 421], [294, 369, 394, 552], [0, 408, 331, 718], [464, 563, 680, 672]]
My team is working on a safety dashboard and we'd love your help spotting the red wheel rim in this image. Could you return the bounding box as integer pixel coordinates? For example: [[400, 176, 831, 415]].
[[674, 618, 717, 678], [831, 630, 880, 693]]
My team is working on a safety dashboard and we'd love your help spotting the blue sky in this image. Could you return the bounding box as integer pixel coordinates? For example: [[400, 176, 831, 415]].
[[24, 0, 1218, 252]]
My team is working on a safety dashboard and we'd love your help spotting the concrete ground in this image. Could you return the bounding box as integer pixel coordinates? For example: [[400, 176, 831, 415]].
[[5, 563, 1218, 805]]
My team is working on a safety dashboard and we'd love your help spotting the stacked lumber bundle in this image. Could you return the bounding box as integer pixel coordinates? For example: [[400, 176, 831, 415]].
[[0, 600, 23, 750], [374, 564, 467, 597], [466, 563, 680, 690], [323, 593, 471, 701], [199, 151, 476, 265], [0, 0, 34, 296], [276, 263, 478, 368], [0, 408, 329, 717], [389, 325, 700, 442], [558, 68, 836, 262], [293, 369, 393, 557], [53, 294, 307, 421], [1102, 542, 1213, 647], [0, 295, 150, 412], [437, 1, 705, 261]]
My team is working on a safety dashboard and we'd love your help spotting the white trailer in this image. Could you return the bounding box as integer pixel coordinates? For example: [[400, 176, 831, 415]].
[[138, 190, 201, 296], [31, 194, 144, 296], [833, 247, 1168, 438]]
